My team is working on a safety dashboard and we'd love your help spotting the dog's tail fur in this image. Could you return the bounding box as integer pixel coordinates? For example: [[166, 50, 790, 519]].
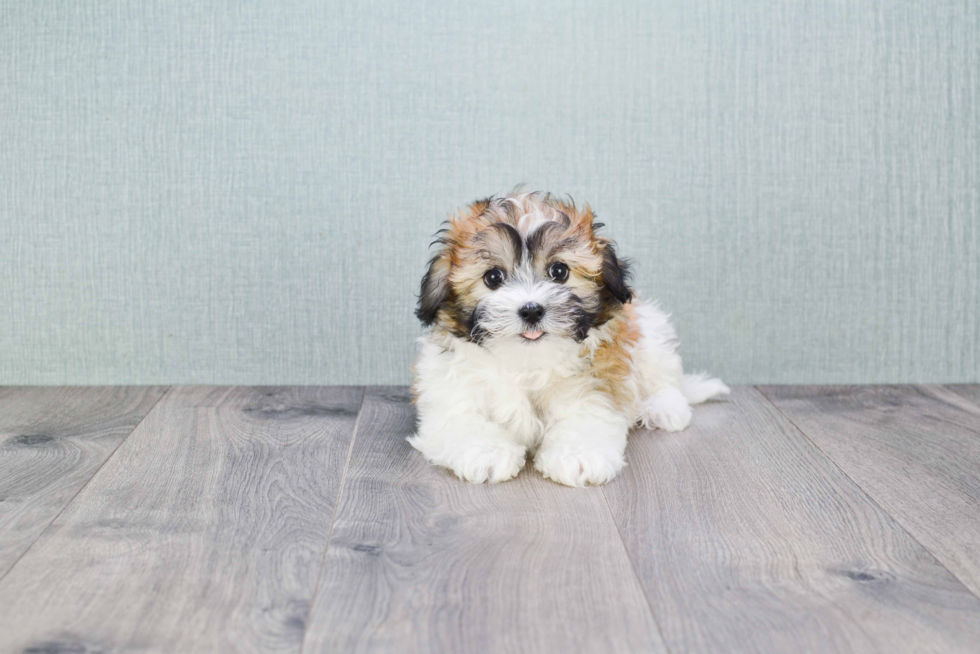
[[680, 373, 730, 405]]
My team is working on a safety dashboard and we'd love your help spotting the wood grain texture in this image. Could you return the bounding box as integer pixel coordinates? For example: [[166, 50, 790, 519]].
[[761, 384, 980, 599], [0, 386, 363, 654], [945, 384, 980, 408], [603, 386, 980, 653], [0, 386, 167, 578], [302, 386, 667, 654]]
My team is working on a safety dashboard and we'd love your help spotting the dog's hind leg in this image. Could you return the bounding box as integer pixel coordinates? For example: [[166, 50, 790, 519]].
[[629, 301, 728, 431]]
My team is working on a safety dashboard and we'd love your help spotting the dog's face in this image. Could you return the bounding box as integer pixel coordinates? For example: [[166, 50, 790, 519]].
[[417, 192, 632, 346]]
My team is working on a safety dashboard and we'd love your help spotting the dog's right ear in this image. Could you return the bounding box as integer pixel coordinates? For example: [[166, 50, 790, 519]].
[[416, 248, 452, 327]]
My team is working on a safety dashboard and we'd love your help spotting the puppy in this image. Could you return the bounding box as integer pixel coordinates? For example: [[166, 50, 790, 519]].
[[409, 191, 729, 487]]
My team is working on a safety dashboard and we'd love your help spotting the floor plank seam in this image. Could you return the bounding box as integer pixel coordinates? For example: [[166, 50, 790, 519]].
[[298, 385, 368, 654], [930, 384, 980, 416], [0, 385, 172, 587], [754, 385, 980, 605], [599, 485, 675, 654]]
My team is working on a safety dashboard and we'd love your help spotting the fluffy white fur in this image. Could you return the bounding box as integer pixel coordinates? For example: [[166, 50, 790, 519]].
[[410, 300, 729, 487]]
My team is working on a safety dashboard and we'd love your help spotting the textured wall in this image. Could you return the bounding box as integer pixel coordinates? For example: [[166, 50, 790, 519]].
[[1, 0, 977, 385]]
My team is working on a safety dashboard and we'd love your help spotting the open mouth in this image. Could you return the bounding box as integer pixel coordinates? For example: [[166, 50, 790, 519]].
[[520, 330, 545, 341]]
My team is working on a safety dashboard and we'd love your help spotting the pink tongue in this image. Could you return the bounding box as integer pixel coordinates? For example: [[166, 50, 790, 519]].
[[522, 330, 544, 340]]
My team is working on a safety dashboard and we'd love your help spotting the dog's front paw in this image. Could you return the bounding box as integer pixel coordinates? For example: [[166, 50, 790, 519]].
[[410, 433, 526, 484], [641, 388, 693, 432], [534, 443, 625, 487], [453, 442, 526, 484]]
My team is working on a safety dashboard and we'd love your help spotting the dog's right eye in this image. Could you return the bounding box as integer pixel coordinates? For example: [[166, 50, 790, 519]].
[[483, 268, 505, 290]]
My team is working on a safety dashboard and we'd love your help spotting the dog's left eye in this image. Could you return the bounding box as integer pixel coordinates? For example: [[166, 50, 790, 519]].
[[548, 262, 569, 283]]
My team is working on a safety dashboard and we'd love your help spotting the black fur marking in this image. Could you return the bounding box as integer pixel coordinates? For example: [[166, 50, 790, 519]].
[[490, 222, 524, 263], [427, 226, 451, 248], [525, 221, 564, 256], [466, 303, 490, 346], [498, 197, 520, 222], [573, 308, 596, 342], [568, 294, 599, 342], [548, 237, 580, 259], [600, 242, 634, 305], [416, 253, 451, 326]]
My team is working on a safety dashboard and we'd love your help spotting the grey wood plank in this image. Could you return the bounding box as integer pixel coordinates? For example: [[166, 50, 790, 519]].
[[945, 384, 980, 409], [0, 386, 364, 654], [761, 384, 980, 599], [0, 386, 168, 578], [302, 386, 667, 654], [603, 386, 980, 654]]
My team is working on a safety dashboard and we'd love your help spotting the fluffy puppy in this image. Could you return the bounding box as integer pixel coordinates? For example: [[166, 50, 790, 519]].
[[410, 191, 728, 487]]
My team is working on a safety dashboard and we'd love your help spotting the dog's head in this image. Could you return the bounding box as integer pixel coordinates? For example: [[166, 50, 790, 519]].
[[416, 191, 632, 346]]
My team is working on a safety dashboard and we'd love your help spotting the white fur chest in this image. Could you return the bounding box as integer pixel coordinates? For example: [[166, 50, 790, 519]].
[[415, 331, 590, 447]]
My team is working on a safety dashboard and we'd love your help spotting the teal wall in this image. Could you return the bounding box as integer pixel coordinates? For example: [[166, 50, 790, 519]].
[[1, 1, 977, 385]]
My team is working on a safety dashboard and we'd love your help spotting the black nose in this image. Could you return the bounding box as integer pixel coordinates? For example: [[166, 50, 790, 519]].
[[518, 302, 545, 323]]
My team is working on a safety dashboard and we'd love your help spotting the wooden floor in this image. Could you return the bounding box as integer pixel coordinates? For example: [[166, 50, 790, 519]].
[[1, 386, 979, 653]]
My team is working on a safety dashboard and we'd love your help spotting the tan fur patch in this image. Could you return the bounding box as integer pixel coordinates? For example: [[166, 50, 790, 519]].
[[588, 303, 642, 408]]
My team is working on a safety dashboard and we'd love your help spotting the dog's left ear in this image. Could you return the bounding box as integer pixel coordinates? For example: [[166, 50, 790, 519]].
[[599, 240, 633, 305], [416, 249, 452, 326]]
